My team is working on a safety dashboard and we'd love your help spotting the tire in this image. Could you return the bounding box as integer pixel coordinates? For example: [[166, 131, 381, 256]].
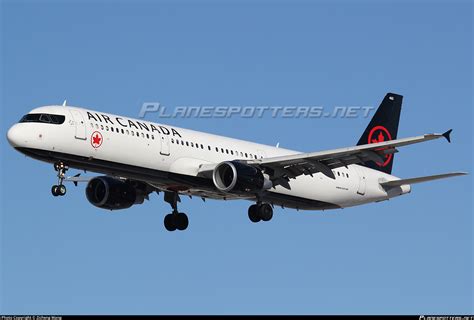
[[259, 203, 273, 222], [164, 214, 176, 232], [51, 185, 59, 196], [176, 213, 189, 231], [58, 185, 67, 196], [248, 204, 261, 223]]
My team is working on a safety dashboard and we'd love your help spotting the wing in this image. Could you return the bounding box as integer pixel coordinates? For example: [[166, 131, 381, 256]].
[[241, 130, 453, 189]]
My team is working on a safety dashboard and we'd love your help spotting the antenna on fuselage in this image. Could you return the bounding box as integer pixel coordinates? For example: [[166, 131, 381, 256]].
[[62, 100, 67, 107], [276, 142, 280, 148]]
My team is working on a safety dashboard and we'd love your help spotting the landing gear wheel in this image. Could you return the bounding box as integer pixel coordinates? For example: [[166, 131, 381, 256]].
[[259, 203, 273, 222], [176, 213, 189, 231], [163, 192, 190, 231], [57, 184, 67, 196], [51, 185, 59, 197], [164, 214, 177, 232], [248, 204, 261, 223]]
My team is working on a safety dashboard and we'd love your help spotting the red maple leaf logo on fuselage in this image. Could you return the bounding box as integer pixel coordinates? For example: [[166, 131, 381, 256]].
[[91, 131, 103, 148], [92, 134, 101, 145]]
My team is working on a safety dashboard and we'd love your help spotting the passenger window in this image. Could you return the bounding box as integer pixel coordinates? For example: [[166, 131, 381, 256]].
[[186, 141, 189, 146]]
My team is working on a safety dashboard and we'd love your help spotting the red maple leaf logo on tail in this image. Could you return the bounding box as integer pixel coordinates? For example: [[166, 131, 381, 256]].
[[372, 131, 385, 143], [367, 126, 392, 167]]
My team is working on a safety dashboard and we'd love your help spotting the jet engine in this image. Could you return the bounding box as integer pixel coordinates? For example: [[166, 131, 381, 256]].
[[85, 176, 146, 210], [212, 161, 272, 193]]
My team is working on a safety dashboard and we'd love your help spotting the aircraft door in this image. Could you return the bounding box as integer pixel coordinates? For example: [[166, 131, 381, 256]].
[[69, 109, 87, 140], [160, 133, 170, 156], [354, 165, 367, 195]]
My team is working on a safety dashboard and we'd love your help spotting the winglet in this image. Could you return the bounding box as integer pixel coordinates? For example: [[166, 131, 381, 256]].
[[442, 129, 453, 143]]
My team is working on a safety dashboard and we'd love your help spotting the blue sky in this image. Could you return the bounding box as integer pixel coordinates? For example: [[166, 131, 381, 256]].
[[1, 0, 472, 315]]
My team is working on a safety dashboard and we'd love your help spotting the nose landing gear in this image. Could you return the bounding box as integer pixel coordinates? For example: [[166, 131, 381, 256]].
[[51, 161, 68, 197]]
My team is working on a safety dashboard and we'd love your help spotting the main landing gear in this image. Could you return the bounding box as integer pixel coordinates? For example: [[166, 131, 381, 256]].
[[51, 161, 68, 197], [163, 191, 189, 232], [248, 202, 273, 223]]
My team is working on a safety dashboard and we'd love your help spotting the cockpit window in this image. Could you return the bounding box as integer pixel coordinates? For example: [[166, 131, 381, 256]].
[[20, 113, 65, 124], [39, 114, 51, 123]]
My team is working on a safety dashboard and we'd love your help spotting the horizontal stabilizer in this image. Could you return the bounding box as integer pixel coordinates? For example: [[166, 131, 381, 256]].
[[442, 129, 453, 143], [380, 172, 467, 188]]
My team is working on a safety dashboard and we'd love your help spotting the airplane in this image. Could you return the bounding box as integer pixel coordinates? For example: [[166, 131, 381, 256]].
[[6, 93, 467, 231]]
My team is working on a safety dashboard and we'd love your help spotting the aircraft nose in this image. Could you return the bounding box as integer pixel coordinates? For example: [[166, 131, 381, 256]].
[[7, 124, 23, 147]]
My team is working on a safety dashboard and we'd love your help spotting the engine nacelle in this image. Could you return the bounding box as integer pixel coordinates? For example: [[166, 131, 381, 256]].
[[212, 161, 272, 193], [85, 176, 145, 210]]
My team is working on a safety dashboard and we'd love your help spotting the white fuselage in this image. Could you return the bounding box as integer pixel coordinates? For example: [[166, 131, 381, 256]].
[[7, 105, 410, 211]]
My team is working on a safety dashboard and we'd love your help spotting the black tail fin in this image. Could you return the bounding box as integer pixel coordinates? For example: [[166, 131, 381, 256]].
[[357, 93, 403, 174]]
